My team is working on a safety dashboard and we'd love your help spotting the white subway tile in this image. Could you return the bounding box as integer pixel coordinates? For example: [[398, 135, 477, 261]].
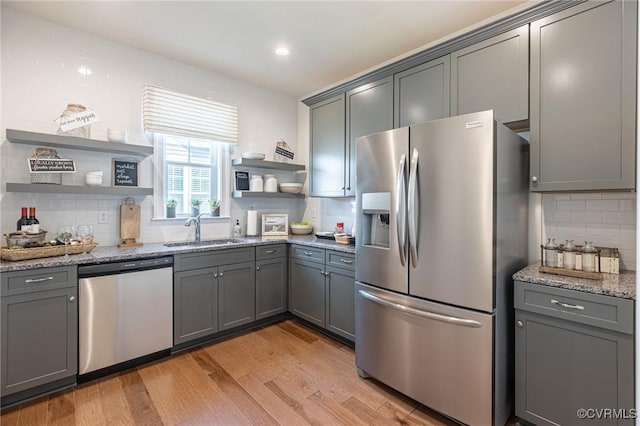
[[571, 193, 602, 200], [570, 211, 602, 224], [553, 211, 571, 222], [585, 223, 620, 237], [619, 200, 635, 211], [585, 199, 619, 211], [557, 200, 585, 211]]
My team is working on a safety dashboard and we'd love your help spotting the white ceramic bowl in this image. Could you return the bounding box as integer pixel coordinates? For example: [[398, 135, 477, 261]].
[[107, 129, 126, 143], [85, 174, 103, 186], [279, 183, 303, 193], [242, 152, 266, 160], [290, 224, 313, 235]]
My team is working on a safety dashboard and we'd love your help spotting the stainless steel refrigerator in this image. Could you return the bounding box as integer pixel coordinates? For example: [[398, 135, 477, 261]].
[[355, 110, 528, 426]]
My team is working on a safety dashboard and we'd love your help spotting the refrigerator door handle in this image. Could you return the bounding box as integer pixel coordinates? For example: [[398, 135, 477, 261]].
[[358, 289, 483, 328], [396, 154, 407, 266], [408, 148, 419, 268]]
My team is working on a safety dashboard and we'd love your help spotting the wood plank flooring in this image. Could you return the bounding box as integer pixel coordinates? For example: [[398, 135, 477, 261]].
[[1, 319, 460, 426]]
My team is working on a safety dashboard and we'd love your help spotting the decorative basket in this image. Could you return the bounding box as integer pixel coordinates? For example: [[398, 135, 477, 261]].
[[0, 243, 97, 261], [30, 148, 62, 184]]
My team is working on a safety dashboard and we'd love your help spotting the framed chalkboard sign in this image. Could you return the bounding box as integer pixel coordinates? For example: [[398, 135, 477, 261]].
[[112, 158, 139, 187], [235, 171, 250, 191]]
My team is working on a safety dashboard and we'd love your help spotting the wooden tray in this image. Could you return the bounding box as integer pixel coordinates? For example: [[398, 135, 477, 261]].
[[1, 243, 97, 261], [538, 265, 604, 281]]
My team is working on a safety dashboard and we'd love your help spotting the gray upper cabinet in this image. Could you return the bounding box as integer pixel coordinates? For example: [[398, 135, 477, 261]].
[[451, 25, 529, 124], [346, 77, 394, 197], [394, 56, 450, 127], [530, 0, 637, 191], [1, 267, 78, 401], [309, 94, 346, 197]]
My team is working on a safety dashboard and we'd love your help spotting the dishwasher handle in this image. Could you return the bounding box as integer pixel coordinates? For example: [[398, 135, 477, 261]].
[[78, 256, 173, 277]]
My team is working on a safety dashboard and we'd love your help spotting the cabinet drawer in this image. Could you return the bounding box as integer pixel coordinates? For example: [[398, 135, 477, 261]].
[[1, 266, 77, 296], [256, 244, 286, 260], [290, 245, 324, 263], [326, 250, 355, 272], [514, 281, 634, 334], [174, 247, 255, 272]]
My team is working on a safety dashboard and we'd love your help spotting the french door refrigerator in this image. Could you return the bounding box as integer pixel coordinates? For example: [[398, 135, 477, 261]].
[[355, 110, 528, 426]]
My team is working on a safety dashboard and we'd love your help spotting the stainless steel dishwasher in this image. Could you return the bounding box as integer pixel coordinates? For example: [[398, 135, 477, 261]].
[[78, 256, 173, 377]]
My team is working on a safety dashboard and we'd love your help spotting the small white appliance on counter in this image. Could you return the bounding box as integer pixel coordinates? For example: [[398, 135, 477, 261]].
[[355, 110, 529, 426]]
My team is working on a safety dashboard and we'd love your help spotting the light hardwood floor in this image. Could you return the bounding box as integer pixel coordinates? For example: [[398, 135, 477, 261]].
[[1, 319, 461, 425]]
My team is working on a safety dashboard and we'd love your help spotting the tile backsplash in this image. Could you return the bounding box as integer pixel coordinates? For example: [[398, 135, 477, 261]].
[[542, 193, 636, 271]]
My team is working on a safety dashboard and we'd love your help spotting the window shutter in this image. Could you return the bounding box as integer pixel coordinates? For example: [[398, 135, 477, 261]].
[[143, 85, 238, 144]]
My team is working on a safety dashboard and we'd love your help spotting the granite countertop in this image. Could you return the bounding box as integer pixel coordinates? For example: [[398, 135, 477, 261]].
[[513, 264, 636, 300], [0, 235, 356, 273]]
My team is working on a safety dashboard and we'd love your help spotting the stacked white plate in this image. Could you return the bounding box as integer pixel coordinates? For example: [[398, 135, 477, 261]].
[[279, 183, 303, 193], [242, 152, 266, 160]]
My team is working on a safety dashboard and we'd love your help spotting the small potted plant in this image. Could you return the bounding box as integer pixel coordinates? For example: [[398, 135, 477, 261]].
[[166, 199, 177, 218], [209, 199, 221, 217], [190, 197, 203, 217]]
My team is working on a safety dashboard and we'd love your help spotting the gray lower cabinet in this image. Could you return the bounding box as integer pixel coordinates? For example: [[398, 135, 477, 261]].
[[173, 247, 255, 345], [451, 24, 529, 124], [289, 245, 356, 341], [394, 55, 450, 128], [530, 0, 637, 191], [256, 244, 287, 320], [515, 281, 634, 425], [309, 94, 346, 197], [1, 266, 78, 402]]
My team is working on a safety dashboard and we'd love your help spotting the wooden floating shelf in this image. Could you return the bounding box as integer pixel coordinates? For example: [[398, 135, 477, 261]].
[[6, 183, 153, 196], [6, 129, 153, 156], [232, 191, 305, 199], [232, 158, 305, 171]]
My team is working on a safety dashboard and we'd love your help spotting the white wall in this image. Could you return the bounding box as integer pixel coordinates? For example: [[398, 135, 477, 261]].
[[1, 8, 302, 246]]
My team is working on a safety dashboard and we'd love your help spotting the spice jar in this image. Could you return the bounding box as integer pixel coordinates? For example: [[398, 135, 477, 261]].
[[563, 240, 576, 270], [57, 103, 91, 138], [249, 175, 263, 192], [581, 241, 598, 272], [543, 238, 559, 267], [263, 174, 277, 192]]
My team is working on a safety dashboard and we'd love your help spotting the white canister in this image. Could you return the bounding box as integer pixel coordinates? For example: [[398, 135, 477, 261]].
[[250, 175, 263, 192], [264, 174, 277, 192]]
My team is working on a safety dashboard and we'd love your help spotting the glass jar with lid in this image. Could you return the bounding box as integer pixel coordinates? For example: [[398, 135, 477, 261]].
[[57, 103, 91, 138], [581, 241, 598, 272], [563, 240, 577, 270], [263, 174, 277, 192], [249, 175, 263, 192], [543, 238, 559, 267]]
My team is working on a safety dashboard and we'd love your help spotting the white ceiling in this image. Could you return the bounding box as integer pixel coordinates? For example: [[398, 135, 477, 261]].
[[3, 1, 532, 99]]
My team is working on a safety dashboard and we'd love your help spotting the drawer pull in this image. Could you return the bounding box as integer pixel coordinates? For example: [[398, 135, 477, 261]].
[[551, 299, 584, 311], [265, 250, 276, 254], [303, 251, 313, 256], [340, 259, 353, 264], [25, 276, 54, 284]]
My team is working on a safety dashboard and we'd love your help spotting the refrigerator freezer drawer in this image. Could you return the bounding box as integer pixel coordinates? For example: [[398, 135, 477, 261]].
[[355, 282, 494, 426]]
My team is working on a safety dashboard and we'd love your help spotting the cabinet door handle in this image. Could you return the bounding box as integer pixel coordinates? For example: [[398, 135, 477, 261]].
[[265, 250, 276, 254], [214, 273, 218, 278], [69, 296, 76, 303], [550, 299, 584, 311], [516, 320, 524, 328], [256, 266, 261, 271], [219, 272, 224, 277], [531, 176, 538, 183], [25, 276, 54, 284], [320, 270, 325, 275], [340, 259, 353, 264], [303, 251, 313, 256]]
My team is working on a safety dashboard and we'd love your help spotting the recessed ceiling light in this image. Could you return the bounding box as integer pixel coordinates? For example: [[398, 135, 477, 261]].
[[275, 47, 290, 56], [77, 65, 92, 76]]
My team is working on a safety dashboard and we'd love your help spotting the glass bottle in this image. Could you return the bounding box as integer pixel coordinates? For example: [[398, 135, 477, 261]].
[[28, 207, 40, 233], [563, 240, 576, 270], [17, 207, 29, 232], [582, 241, 598, 272], [543, 238, 559, 267]]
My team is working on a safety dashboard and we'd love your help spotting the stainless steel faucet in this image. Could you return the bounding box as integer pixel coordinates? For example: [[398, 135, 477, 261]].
[[184, 213, 205, 242]]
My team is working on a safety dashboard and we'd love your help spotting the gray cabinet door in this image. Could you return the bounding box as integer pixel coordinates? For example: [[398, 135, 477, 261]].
[[1, 287, 77, 397], [289, 257, 326, 327], [256, 257, 287, 320], [346, 77, 394, 197], [325, 265, 355, 342], [218, 261, 256, 331], [530, 0, 637, 191], [394, 56, 450, 127], [515, 310, 634, 425], [309, 94, 346, 197], [451, 25, 529, 124], [173, 267, 218, 345]]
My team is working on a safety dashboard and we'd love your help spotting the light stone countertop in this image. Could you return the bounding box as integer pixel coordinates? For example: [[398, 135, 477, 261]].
[[0, 235, 355, 273], [513, 264, 636, 300]]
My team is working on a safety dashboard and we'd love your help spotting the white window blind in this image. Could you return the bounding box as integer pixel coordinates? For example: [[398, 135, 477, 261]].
[[143, 85, 238, 144]]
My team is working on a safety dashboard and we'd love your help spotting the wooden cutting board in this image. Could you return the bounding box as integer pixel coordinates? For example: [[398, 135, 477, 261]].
[[119, 197, 142, 248]]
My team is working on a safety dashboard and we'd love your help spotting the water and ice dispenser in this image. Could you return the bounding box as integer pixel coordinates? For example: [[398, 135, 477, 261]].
[[360, 192, 390, 249]]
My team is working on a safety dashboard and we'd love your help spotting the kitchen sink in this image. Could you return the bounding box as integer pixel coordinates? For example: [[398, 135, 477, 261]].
[[164, 238, 245, 247]]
